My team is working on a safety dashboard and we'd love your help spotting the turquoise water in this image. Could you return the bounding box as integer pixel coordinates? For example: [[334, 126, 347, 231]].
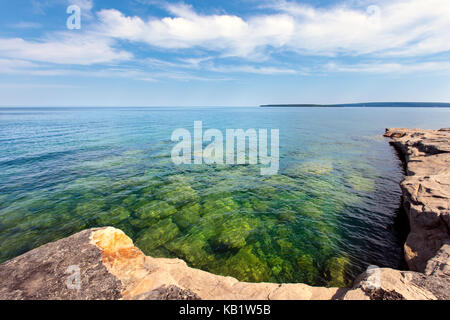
[[1, 107, 449, 286]]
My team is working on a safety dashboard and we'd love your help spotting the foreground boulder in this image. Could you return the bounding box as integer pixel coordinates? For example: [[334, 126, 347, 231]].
[[1, 226, 447, 300], [0, 228, 122, 300], [0, 227, 342, 300], [342, 267, 450, 300]]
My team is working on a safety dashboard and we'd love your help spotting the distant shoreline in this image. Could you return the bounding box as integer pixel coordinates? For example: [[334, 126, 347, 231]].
[[260, 102, 450, 108]]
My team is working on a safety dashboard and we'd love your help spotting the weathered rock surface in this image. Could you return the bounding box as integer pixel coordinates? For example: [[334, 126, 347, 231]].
[[384, 128, 450, 272], [133, 285, 201, 300], [0, 229, 122, 300], [0, 227, 341, 300], [342, 267, 450, 300], [425, 243, 450, 277]]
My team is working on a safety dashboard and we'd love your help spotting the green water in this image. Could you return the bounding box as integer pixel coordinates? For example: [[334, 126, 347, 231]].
[[1, 107, 449, 286]]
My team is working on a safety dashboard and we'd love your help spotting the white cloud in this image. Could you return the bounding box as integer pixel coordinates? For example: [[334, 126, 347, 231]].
[[68, 0, 94, 18], [2, 0, 449, 80], [97, 0, 450, 59], [0, 56, 233, 82], [208, 65, 299, 75], [265, 0, 450, 57], [0, 34, 132, 65], [9, 22, 42, 29], [97, 6, 295, 58], [144, 56, 212, 69], [0, 82, 80, 89], [143, 56, 298, 75], [68, 0, 93, 11], [0, 58, 39, 73], [326, 61, 450, 74]]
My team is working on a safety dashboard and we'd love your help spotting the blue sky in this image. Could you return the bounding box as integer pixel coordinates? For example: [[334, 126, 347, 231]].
[[0, 0, 449, 106]]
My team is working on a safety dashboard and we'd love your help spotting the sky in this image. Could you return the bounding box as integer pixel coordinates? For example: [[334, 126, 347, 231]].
[[0, 0, 449, 106]]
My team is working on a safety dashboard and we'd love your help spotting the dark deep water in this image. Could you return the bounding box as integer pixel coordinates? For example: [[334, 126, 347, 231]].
[[1, 106, 449, 286]]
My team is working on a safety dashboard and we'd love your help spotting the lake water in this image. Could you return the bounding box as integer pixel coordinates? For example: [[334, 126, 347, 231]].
[[1, 107, 449, 286]]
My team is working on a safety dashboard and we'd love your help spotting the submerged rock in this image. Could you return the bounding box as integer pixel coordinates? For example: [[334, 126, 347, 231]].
[[156, 177, 199, 205], [212, 216, 259, 251], [347, 175, 376, 193], [172, 203, 203, 229], [135, 218, 180, 252], [297, 254, 319, 284], [285, 160, 334, 177], [324, 255, 350, 288], [97, 207, 130, 225], [221, 246, 271, 283], [134, 200, 177, 227], [164, 232, 215, 268]]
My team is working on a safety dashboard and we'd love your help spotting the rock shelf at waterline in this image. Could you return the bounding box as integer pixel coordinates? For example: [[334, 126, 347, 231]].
[[383, 128, 450, 273]]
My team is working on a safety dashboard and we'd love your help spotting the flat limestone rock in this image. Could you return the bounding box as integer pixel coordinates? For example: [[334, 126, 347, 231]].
[[132, 285, 201, 300], [0, 229, 122, 300], [342, 268, 448, 300], [384, 128, 450, 272], [425, 243, 450, 277], [0, 227, 341, 300]]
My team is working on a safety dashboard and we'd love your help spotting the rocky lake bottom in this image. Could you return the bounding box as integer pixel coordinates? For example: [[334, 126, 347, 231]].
[[1, 106, 449, 286]]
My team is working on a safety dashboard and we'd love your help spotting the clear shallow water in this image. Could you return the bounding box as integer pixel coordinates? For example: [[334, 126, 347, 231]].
[[1, 107, 449, 286]]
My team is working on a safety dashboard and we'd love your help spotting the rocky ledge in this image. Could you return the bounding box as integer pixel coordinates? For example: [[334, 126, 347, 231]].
[[383, 128, 449, 272], [0, 227, 342, 300], [0, 128, 448, 300]]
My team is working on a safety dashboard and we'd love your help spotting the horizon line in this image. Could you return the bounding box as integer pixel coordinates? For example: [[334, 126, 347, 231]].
[[2, 101, 450, 108]]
